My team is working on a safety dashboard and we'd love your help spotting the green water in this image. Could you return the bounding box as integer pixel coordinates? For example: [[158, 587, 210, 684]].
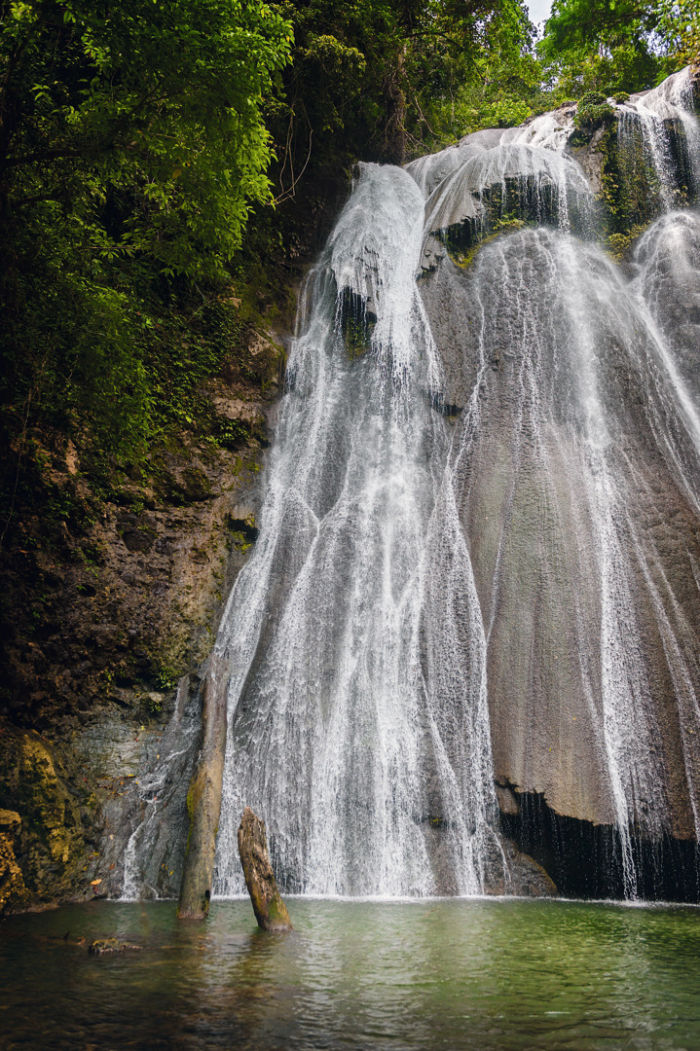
[[1, 898, 699, 1049]]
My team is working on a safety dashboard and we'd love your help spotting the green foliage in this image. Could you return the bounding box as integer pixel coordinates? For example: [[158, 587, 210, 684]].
[[598, 119, 668, 236], [156, 664, 179, 693], [0, 0, 291, 483], [3, 0, 687, 542], [655, 0, 700, 69], [606, 223, 647, 258], [1, 0, 292, 274], [537, 0, 692, 99], [574, 91, 615, 130], [214, 418, 254, 450], [267, 0, 539, 186], [222, 0, 546, 354], [410, 2, 544, 145]]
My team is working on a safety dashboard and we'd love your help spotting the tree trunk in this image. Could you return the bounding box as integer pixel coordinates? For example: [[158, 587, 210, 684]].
[[382, 46, 407, 165], [177, 653, 228, 919], [237, 807, 292, 931]]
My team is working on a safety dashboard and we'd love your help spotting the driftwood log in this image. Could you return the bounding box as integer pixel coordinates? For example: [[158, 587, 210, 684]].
[[177, 654, 228, 920], [237, 807, 292, 931]]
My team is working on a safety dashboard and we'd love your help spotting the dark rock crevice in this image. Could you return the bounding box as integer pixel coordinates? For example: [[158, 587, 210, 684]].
[[500, 790, 700, 902]]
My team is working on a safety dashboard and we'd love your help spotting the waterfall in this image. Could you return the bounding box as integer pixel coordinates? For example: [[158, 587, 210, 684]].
[[448, 226, 699, 896], [213, 164, 501, 897], [188, 69, 700, 901], [617, 67, 700, 211]]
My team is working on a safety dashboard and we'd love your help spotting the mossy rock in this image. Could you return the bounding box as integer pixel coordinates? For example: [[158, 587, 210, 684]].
[[159, 465, 213, 504], [595, 110, 696, 235], [444, 214, 527, 269], [0, 727, 86, 901], [438, 169, 593, 270], [0, 831, 29, 915]]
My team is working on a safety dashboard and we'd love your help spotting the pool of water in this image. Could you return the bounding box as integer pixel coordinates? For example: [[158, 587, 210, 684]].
[[1, 898, 699, 1049]]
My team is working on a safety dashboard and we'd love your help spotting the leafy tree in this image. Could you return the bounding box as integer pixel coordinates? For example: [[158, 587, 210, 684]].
[[410, 0, 543, 144], [655, 0, 700, 69], [268, 0, 537, 195], [0, 0, 291, 470], [1, 0, 292, 273], [537, 0, 684, 97]]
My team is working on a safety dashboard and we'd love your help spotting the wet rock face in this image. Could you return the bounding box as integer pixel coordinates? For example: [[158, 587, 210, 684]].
[[3, 69, 699, 908], [0, 325, 284, 908], [208, 71, 699, 903], [634, 210, 700, 401], [501, 791, 700, 901], [0, 809, 28, 915], [415, 73, 700, 867], [0, 730, 85, 903], [417, 68, 700, 276], [420, 812, 557, 898], [419, 223, 700, 845]]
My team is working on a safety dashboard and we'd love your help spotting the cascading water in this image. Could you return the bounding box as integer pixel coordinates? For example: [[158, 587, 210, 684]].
[[442, 226, 700, 896], [213, 164, 503, 896], [617, 67, 700, 210], [125, 68, 699, 902]]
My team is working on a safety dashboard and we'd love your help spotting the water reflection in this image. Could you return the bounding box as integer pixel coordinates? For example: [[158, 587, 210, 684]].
[[1, 899, 699, 1049]]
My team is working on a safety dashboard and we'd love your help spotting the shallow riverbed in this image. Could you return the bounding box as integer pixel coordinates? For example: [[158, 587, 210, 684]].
[[1, 898, 699, 1049]]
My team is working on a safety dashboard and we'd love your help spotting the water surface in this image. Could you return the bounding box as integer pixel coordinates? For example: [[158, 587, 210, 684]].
[[2, 898, 699, 1049]]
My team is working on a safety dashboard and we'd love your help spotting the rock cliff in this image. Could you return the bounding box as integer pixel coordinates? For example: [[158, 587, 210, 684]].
[[0, 321, 286, 910]]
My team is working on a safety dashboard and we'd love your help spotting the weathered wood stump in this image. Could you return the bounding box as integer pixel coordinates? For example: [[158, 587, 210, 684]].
[[237, 807, 292, 932]]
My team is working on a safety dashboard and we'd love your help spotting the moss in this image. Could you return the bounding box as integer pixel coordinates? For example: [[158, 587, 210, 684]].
[[592, 122, 661, 239], [156, 662, 182, 693], [0, 833, 29, 915], [605, 223, 648, 260], [344, 314, 373, 358], [184, 778, 203, 858], [267, 893, 292, 929], [186, 783, 196, 821], [0, 728, 86, 901], [445, 215, 527, 269], [595, 108, 697, 235]]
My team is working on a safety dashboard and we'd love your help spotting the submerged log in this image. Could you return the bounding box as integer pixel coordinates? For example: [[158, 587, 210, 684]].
[[88, 938, 142, 955], [237, 807, 292, 931], [177, 654, 229, 920]]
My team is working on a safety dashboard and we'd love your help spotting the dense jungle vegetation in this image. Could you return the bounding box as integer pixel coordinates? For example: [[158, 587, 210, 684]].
[[0, 0, 696, 541]]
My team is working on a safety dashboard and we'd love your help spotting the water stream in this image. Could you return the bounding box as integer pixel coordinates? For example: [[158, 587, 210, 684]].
[[213, 164, 501, 896]]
